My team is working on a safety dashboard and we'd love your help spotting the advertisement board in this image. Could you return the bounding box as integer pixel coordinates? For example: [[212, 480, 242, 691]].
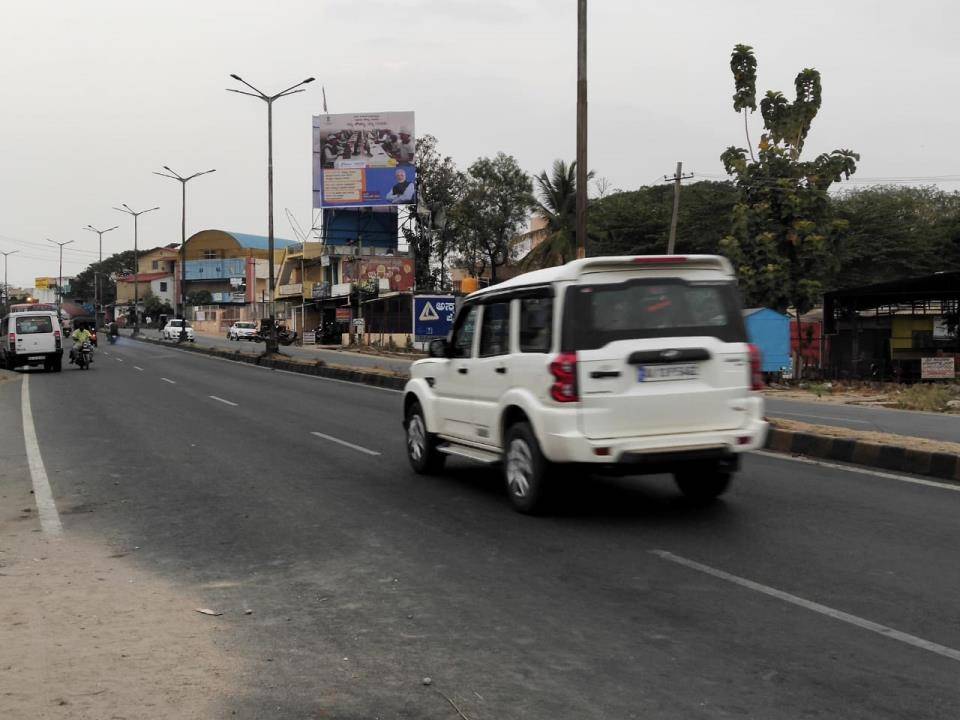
[[921, 357, 956, 379], [335, 307, 353, 323], [413, 295, 456, 342], [341, 256, 415, 293], [313, 112, 415, 208], [34, 277, 53, 289]]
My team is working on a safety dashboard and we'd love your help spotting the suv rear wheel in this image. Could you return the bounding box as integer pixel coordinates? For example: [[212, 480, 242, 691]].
[[674, 463, 732, 503], [504, 422, 553, 514], [405, 401, 445, 474]]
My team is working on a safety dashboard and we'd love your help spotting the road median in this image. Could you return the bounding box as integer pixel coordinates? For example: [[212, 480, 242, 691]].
[[129, 334, 408, 391], [765, 418, 960, 483]]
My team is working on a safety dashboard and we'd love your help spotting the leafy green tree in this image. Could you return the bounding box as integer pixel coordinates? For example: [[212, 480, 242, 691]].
[[521, 159, 594, 269], [186, 290, 212, 306], [402, 134, 465, 291], [143, 292, 173, 318], [452, 153, 534, 283], [68, 249, 137, 305], [719, 44, 859, 370]]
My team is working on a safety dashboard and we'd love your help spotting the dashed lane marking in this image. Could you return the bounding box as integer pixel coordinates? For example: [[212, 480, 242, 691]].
[[310, 431, 381, 456], [161, 377, 176, 384], [209, 395, 238, 407]]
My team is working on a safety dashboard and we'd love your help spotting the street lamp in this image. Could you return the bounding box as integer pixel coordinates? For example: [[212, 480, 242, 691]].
[[46, 240, 74, 318], [153, 166, 216, 343], [84, 224, 118, 332], [114, 204, 159, 336], [1, 250, 18, 313], [227, 73, 314, 354]]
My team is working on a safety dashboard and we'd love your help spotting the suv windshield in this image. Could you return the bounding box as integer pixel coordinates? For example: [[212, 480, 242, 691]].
[[563, 278, 748, 350]]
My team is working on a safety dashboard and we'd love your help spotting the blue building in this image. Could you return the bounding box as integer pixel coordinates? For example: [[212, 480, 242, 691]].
[[742, 308, 791, 373]]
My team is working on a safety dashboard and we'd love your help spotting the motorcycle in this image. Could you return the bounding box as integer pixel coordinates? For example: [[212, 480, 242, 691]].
[[76, 341, 94, 370], [253, 324, 298, 346], [108, 332, 118, 345]]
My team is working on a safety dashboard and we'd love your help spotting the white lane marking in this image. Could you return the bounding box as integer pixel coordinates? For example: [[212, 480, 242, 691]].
[[115, 357, 124, 362], [209, 395, 238, 407], [161, 377, 176, 384], [133, 366, 144, 372], [753, 450, 960, 492], [771, 410, 871, 425], [20, 375, 63, 537], [651, 550, 960, 663], [310, 431, 381, 456]]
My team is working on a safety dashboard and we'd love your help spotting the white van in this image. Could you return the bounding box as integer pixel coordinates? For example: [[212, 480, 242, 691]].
[[1, 310, 64, 372], [402, 255, 768, 513]]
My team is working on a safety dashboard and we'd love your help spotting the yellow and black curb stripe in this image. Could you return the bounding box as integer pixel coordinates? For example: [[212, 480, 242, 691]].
[[765, 427, 960, 484]]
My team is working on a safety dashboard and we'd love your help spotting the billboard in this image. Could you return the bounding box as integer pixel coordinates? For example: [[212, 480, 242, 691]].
[[313, 112, 415, 208], [35, 277, 54, 289], [341, 256, 415, 293], [921, 357, 956, 380]]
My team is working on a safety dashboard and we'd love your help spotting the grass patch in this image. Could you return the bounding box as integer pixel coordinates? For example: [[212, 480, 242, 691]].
[[894, 383, 960, 412], [804, 382, 833, 398]]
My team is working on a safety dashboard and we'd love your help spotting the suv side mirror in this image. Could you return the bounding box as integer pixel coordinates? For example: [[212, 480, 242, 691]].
[[428, 338, 449, 358]]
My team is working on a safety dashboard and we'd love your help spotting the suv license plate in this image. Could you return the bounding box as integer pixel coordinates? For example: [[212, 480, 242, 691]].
[[639, 363, 699, 382], [28, 355, 44, 361]]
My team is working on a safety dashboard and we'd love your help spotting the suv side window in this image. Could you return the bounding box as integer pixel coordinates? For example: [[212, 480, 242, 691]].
[[479, 302, 511, 357], [519, 297, 553, 353], [451, 305, 478, 358]]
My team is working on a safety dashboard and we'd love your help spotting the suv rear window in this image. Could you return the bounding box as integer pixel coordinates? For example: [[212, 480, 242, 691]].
[[562, 279, 748, 351], [16, 316, 54, 334]]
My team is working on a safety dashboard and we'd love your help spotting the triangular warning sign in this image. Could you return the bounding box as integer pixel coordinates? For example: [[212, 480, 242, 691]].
[[418, 301, 440, 322]]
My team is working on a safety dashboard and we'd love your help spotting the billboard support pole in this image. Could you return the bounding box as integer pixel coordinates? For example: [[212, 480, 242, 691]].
[[46, 240, 74, 321], [1, 250, 18, 314], [576, 0, 588, 259]]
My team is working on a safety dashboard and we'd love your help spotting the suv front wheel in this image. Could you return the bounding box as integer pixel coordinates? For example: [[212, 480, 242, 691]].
[[405, 401, 445, 474], [504, 422, 553, 514], [674, 463, 733, 503]]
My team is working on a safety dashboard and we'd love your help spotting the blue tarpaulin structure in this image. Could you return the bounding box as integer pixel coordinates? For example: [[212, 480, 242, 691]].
[[743, 308, 791, 373]]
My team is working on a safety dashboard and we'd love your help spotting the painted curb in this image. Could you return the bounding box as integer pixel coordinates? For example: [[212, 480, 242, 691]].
[[128, 335, 408, 391], [765, 427, 960, 483]]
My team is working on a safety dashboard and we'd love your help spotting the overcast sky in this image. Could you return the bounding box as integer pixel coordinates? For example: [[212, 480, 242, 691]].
[[2, 0, 958, 286]]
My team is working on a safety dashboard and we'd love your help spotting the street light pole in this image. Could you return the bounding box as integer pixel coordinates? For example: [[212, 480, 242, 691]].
[[84, 224, 118, 331], [114, 204, 159, 337], [1, 250, 18, 313], [46, 240, 74, 318], [576, 0, 588, 259], [153, 167, 216, 343], [228, 73, 315, 355]]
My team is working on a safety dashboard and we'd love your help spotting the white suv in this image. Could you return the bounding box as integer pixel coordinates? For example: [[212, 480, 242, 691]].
[[162, 319, 195, 341], [227, 321, 258, 341], [402, 255, 768, 513]]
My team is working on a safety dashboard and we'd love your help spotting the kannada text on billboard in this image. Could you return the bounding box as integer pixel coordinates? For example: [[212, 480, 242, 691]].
[[312, 111, 416, 208]]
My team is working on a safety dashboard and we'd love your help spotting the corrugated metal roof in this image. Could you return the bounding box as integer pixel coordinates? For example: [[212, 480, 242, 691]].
[[226, 232, 297, 250]]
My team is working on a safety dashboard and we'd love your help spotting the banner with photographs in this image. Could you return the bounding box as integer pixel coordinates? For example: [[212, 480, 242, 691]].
[[312, 111, 416, 208]]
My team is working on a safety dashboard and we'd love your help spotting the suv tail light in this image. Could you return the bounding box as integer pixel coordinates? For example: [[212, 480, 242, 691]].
[[8, 332, 15, 348], [632, 255, 688, 264], [748, 344, 764, 391], [549, 352, 579, 403], [54, 329, 62, 349]]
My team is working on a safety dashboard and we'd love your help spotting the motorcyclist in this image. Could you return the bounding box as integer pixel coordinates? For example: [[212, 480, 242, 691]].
[[108, 320, 119, 343], [70, 325, 92, 364]]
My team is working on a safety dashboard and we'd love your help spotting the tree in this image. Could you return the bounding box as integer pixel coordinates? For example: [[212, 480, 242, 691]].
[[68, 249, 137, 306], [719, 44, 859, 373], [451, 153, 533, 283], [186, 290, 212, 306], [521, 159, 593, 270], [143, 292, 173, 318], [402, 134, 466, 291]]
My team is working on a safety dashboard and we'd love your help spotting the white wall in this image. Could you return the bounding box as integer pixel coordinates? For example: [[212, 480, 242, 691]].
[[150, 276, 175, 306]]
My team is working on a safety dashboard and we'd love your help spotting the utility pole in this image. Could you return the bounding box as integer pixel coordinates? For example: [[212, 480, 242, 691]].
[[84, 224, 118, 331], [575, 0, 588, 259], [1, 250, 18, 313], [228, 73, 315, 354], [46, 240, 74, 318], [114, 204, 159, 337], [664, 161, 694, 254], [153, 166, 216, 342]]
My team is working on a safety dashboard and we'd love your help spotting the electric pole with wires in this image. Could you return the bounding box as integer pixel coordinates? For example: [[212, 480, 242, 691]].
[[664, 162, 694, 254]]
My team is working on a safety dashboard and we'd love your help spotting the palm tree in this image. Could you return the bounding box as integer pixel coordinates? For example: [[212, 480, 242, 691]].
[[521, 159, 594, 270]]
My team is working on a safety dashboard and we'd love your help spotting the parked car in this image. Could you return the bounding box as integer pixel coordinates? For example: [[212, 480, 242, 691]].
[[401, 255, 768, 513], [1, 310, 64, 371], [161, 319, 195, 342], [227, 321, 258, 341]]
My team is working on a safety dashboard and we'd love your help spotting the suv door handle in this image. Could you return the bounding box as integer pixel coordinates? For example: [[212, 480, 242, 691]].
[[495, 367, 507, 374], [590, 370, 621, 379], [458, 367, 468, 374]]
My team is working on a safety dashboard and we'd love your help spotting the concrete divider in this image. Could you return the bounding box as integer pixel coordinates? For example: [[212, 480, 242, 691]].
[[765, 426, 960, 483], [130, 335, 408, 391]]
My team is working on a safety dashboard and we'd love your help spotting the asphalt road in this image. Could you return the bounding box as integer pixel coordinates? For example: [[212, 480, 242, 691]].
[[765, 397, 960, 443], [5, 337, 960, 718]]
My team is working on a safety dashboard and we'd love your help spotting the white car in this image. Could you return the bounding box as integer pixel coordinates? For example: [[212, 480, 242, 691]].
[[1, 310, 64, 372], [227, 321, 258, 341], [402, 255, 768, 513], [162, 319, 195, 342]]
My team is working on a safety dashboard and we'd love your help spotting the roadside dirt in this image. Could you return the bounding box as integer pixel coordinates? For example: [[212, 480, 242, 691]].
[[0, 514, 238, 718], [771, 417, 960, 455]]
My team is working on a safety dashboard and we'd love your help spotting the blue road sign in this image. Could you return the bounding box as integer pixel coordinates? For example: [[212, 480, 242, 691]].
[[413, 294, 456, 342]]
